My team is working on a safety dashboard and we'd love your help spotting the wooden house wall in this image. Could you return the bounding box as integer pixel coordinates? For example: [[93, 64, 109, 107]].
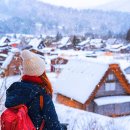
[[86, 101, 95, 112], [51, 57, 68, 65], [95, 82, 126, 97], [94, 102, 130, 116], [95, 73, 127, 98], [7, 53, 22, 76], [51, 57, 68, 72], [57, 94, 84, 110]]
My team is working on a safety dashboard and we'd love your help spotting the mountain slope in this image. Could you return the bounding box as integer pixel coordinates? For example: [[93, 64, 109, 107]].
[[96, 0, 130, 13], [0, 0, 129, 37]]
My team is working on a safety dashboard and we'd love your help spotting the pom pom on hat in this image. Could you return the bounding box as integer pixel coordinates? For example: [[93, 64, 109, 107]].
[[21, 50, 45, 76]]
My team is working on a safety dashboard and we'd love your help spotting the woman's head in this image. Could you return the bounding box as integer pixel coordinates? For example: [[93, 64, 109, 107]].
[[21, 50, 53, 96], [21, 50, 45, 76]]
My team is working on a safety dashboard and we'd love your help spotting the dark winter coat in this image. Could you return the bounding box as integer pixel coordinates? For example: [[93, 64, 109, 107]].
[[5, 81, 63, 130]]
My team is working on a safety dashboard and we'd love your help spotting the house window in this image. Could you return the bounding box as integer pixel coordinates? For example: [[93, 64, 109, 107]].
[[105, 83, 116, 91], [106, 73, 116, 82], [108, 74, 114, 80]]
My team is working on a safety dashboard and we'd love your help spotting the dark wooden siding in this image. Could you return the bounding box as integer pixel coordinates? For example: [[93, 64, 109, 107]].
[[86, 101, 94, 112], [95, 74, 127, 98], [94, 102, 130, 116]]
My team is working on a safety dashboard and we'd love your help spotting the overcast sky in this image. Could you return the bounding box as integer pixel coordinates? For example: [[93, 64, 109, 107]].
[[38, 0, 114, 9]]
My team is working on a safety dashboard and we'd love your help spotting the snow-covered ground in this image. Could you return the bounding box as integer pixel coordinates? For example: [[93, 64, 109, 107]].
[[1, 74, 130, 130]]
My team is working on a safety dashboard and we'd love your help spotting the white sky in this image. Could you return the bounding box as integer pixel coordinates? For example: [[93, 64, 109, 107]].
[[38, 0, 114, 9]]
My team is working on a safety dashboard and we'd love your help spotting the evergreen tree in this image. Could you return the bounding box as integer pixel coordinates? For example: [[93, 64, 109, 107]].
[[126, 29, 130, 41]]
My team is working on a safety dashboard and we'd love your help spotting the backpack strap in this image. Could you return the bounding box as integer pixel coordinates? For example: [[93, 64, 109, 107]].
[[40, 95, 44, 110]]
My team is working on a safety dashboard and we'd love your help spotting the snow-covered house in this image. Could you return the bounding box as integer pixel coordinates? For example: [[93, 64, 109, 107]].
[[28, 38, 46, 49], [7, 39, 22, 48], [56, 36, 74, 50], [0, 37, 10, 52], [0, 53, 8, 66], [51, 56, 68, 72], [89, 38, 104, 49], [76, 38, 91, 50], [55, 59, 130, 117], [1, 50, 22, 77], [57, 37, 70, 47], [106, 38, 117, 45], [0, 37, 10, 47], [106, 44, 123, 52]]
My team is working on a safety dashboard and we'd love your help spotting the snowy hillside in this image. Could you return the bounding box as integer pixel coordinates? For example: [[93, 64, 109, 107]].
[[96, 0, 130, 13], [0, 0, 130, 36]]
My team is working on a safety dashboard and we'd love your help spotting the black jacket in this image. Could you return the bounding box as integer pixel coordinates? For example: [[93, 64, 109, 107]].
[[5, 81, 63, 130]]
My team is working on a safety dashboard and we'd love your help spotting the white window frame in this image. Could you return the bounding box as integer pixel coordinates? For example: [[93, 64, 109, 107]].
[[105, 82, 116, 91], [108, 74, 115, 81]]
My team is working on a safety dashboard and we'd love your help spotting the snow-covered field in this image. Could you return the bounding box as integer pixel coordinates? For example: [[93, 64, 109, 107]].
[[1, 74, 130, 130]]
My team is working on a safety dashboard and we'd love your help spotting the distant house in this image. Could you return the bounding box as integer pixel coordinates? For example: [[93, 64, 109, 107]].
[[76, 38, 91, 50], [0, 37, 10, 50], [57, 37, 70, 47], [90, 38, 104, 49], [55, 59, 130, 117], [1, 50, 22, 77], [0, 37, 10, 45], [30, 48, 45, 56], [44, 36, 56, 47], [8, 40, 22, 48], [51, 57, 68, 72], [106, 38, 117, 45], [0, 53, 8, 66], [28, 38, 46, 49]]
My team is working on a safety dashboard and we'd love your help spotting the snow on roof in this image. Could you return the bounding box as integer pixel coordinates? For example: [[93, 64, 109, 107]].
[[8, 39, 21, 45], [78, 39, 90, 46], [58, 37, 69, 45], [28, 38, 42, 49], [0, 37, 9, 46], [58, 37, 70, 48], [106, 38, 117, 44], [0, 37, 8, 43], [42, 47, 53, 53], [54, 58, 109, 103], [0, 43, 8, 47], [92, 56, 130, 84], [0, 53, 8, 57], [11, 48, 20, 53], [94, 96, 130, 106], [1, 52, 14, 69], [115, 59, 130, 83], [110, 44, 123, 49], [90, 39, 102, 44]]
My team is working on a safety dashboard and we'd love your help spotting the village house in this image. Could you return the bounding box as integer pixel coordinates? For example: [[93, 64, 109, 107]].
[[0, 37, 10, 45], [28, 38, 46, 49], [0, 37, 10, 50], [55, 58, 130, 117], [50, 56, 68, 72], [0, 53, 8, 66], [1, 49, 22, 77]]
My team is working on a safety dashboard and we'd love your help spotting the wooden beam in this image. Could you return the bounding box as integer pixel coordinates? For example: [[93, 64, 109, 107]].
[[57, 94, 85, 110]]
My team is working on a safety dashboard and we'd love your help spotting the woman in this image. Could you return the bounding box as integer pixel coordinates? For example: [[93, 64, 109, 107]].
[[5, 50, 63, 130]]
